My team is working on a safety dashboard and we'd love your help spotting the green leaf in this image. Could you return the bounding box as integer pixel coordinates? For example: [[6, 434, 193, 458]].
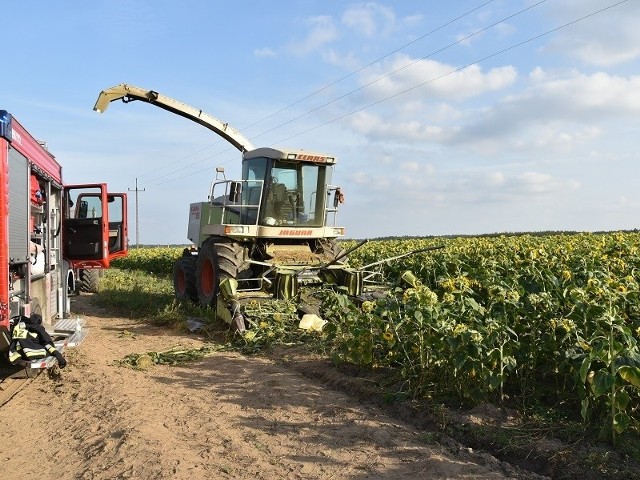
[[503, 355, 517, 371], [361, 349, 373, 365], [581, 398, 589, 421], [610, 340, 625, 356], [504, 325, 518, 337], [612, 324, 632, 337], [488, 371, 502, 390], [464, 297, 485, 314], [613, 412, 630, 434], [618, 365, 640, 388], [591, 371, 615, 397], [454, 355, 467, 371], [336, 294, 351, 309], [579, 357, 591, 383], [615, 390, 630, 411]]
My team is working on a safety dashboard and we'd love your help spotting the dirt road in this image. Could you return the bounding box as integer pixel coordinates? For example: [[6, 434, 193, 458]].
[[0, 296, 546, 479]]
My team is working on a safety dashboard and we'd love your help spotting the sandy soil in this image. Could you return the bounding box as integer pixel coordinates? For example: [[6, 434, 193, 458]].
[[0, 295, 547, 480]]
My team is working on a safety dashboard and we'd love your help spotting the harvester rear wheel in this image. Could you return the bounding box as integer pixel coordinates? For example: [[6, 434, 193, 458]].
[[196, 239, 220, 307], [173, 256, 197, 302]]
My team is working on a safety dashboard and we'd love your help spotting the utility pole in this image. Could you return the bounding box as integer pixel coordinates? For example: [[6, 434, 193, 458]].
[[128, 178, 145, 248]]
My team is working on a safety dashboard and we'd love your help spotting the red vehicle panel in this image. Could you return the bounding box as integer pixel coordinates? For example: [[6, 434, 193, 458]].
[[0, 110, 127, 351]]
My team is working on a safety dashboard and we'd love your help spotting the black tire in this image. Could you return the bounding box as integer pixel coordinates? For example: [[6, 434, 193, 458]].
[[196, 239, 220, 307], [78, 269, 102, 293], [215, 241, 251, 280], [323, 238, 348, 264], [173, 256, 197, 302], [195, 238, 250, 308]]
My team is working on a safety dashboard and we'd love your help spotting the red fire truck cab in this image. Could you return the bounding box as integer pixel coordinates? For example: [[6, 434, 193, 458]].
[[0, 110, 127, 365]]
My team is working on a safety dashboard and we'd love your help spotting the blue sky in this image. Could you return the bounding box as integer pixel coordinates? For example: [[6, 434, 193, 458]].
[[3, 0, 639, 243]]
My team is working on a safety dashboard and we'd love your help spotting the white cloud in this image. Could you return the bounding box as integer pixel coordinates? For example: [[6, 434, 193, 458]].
[[530, 126, 602, 152], [288, 15, 339, 56], [493, 22, 517, 38], [534, 72, 640, 112], [350, 170, 391, 190], [338, 63, 640, 162], [341, 3, 396, 37], [450, 169, 580, 202], [254, 47, 277, 58], [455, 28, 486, 46], [322, 49, 361, 70], [543, 0, 640, 67], [352, 171, 371, 185], [402, 14, 424, 27], [611, 196, 640, 212], [348, 162, 581, 219], [361, 55, 518, 102], [514, 171, 564, 194], [401, 161, 420, 172], [486, 171, 506, 187], [347, 110, 447, 143], [444, 71, 640, 150]]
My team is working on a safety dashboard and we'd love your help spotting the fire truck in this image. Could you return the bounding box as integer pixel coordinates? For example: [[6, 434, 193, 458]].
[[0, 109, 127, 381]]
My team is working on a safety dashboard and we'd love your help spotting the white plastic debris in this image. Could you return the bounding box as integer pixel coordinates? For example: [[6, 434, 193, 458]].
[[298, 314, 327, 332]]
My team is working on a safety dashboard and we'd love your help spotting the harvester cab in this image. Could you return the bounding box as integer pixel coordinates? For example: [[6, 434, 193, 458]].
[[94, 84, 358, 331], [194, 147, 344, 243]]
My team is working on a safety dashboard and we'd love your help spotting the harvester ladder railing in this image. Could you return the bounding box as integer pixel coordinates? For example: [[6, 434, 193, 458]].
[[210, 179, 264, 226], [324, 184, 341, 226]]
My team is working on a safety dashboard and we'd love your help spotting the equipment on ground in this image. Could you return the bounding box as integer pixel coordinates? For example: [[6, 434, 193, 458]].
[[0, 109, 128, 382]]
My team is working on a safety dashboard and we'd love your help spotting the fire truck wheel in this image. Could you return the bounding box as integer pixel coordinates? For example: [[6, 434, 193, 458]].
[[173, 257, 197, 302], [79, 269, 102, 293], [196, 238, 220, 308]]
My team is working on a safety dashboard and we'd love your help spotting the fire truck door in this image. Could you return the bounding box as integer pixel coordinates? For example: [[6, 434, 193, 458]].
[[62, 185, 127, 268]]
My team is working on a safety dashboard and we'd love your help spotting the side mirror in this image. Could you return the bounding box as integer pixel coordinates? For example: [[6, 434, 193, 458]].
[[78, 200, 89, 219], [229, 182, 242, 203], [333, 188, 344, 208]]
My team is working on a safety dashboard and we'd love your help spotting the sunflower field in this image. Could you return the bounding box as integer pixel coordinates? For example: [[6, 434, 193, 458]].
[[112, 232, 640, 440]]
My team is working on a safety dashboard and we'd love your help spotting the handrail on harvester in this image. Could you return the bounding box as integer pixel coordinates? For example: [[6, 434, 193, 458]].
[[93, 83, 255, 153]]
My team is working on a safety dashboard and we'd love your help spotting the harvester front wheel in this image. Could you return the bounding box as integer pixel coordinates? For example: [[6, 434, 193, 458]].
[[173, 256, 197, 302], [215, 241, 251, 280], [196, 239, 220, 308], [324, 238, 348, 264]]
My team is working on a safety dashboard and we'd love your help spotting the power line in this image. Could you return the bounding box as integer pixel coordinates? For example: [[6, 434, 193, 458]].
[[272, 0, 631, 147], [128, 178, 145, 248], [145, 0, 629, 187], [137, 145, 236, 186], [246, 0, 549, 146], [137, 1, 499, 187], [238, 0, 498, 132]]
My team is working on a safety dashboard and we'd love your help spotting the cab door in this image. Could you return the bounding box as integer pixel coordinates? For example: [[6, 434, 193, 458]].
[[63, 184, 128, 268]]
